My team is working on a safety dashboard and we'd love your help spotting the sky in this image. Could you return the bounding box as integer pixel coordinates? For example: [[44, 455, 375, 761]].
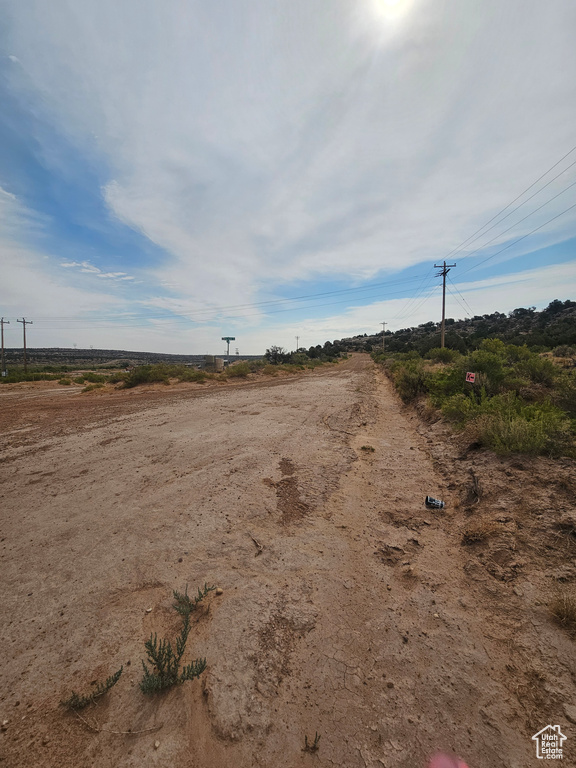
[[1, 0, 575, 355]]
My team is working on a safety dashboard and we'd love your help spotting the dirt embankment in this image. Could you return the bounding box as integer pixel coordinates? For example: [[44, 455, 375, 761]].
[[0, 354, 574, 768]]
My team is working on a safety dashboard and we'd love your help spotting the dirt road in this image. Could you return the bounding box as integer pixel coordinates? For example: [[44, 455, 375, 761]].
[[1, 355, 574, 767]]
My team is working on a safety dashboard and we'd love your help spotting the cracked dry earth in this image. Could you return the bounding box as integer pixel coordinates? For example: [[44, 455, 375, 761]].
[[1, 354, 574, 768]]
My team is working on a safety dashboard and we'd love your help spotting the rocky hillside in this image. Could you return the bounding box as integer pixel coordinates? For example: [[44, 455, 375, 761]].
[[335, 299, 576, 355]]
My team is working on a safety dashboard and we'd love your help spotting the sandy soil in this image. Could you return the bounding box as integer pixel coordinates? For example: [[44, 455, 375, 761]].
[[1, 354, 574, 768]]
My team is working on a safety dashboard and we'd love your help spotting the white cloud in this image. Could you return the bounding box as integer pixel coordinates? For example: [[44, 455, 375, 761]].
[[59, 259, 134, 280], [2, 1, 576, 352]]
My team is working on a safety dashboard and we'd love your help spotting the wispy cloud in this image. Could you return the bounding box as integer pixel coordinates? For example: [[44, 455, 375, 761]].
[[1, 1, 575, 352], [59, 260, 134, 280]]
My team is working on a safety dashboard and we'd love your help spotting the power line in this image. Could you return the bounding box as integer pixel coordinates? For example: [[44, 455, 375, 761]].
[[445, 283, 473, 319], [24, 272, 430, 325], [460, 201, 576, 276], [447, 274, 474, 316], [458, 177, 576, 264], [391, 267, 438, 320], [28, 280, 430, 331], [450, 158, 576, 260], [444, 142, 576, 260]]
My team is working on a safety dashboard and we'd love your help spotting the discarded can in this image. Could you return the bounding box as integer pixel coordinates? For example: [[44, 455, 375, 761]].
[[425, 496, 445, 509]]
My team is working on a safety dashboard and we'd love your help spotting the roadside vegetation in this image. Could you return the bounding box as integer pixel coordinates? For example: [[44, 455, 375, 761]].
[[373, 338, 576, 457], [118, 344, 346, 388]]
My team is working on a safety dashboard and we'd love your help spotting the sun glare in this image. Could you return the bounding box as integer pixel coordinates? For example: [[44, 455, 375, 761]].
[[372, 0, 414, 22]]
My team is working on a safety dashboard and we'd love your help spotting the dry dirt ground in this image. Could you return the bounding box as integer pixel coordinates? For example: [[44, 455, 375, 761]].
[[1, 354, 575, 768]]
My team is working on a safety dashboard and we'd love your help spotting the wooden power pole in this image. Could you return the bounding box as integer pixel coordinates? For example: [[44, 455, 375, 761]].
[[17, 318, 33, 372], [1, 318, 9, 375], [380, 322, 387, 352], [433, 262, 456, 348]]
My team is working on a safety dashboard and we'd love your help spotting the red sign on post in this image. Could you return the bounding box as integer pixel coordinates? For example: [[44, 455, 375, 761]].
[[466, 372, 476, 383]]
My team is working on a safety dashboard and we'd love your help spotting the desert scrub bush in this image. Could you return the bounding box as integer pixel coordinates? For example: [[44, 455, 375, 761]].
[[425, 347, 461, 363], [441, 393, 479, 425], [391, 359, 430, 403], [516, 355, 559, 387], [140, 584, 213, 695], [122, 364, 171, 388], [58, 378, 72, 385], [461, 520, 502, 544], [554, 345, 576, 358], [262, 364, 279, 376], [82, 383, 105, 392], [107, 371, 128, 384], [178, 369, 207, 383], [226, 362, 251, 378], [550, 589, 576, 632], [62, 667, 123, 710], [473, 401, 572, 456], [82, 372, 107, 384]]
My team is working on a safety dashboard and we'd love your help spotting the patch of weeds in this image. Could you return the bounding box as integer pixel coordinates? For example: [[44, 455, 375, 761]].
[[550, 589, 576, 632], [360, 445, 375, 452], [226, 362, 251, 378], [461, 520, 501, 545], [83, 372, 107, 384], [140, 583, 214, 694], [62, 667, 123, 710], [82, 383, 104, 392], [178, 369, 207, 384], [172, 583, 215, 615], [304, 732, 321, 753], [58, 378, 72, 385]]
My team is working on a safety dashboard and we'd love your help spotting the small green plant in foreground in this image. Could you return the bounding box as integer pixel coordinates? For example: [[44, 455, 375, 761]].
[[62, 667, 123, 710], [140, 583, 214, 694], [304, 732, 321, 753], [360, 445, 375, 452], [173, 583, 216, 615]]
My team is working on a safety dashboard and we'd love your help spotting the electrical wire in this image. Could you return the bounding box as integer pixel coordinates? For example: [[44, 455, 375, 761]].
[[444, 142, 576, 260], [449, 158, 576, 261], [26, 272, 429, 324], [457, 177, 576, 264], [32, 281, 429, 330], [460, 201, 576, 276], [447, 274, 474, 316]]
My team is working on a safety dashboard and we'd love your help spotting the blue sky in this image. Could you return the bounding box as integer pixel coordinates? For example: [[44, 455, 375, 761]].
[[1, 0, 575, 354]]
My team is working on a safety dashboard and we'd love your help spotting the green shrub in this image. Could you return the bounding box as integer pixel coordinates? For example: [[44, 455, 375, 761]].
[[178, 369, 207, 383], [82, 372, 107, 384], [392, 360, 430, 403], [140, 584, 213, 695], [516, 355, 559, 387], [122, 364, 170, 388], [441, 393, 479, 424], [58, 378, 72, 386], [226, 362, 251, 378], [553, 345, 576, 358], [82, 383, 104, 392], [426, 347, 461, 363], [107, 371, 128, 384]]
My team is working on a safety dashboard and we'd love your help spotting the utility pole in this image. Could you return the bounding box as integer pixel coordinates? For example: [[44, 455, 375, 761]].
[[380, 322, 387, 352], [1, 318, 9, 376], [295, 336, 299, 353], [433, 261, 456, 348], [17, 318, 33, 372]]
